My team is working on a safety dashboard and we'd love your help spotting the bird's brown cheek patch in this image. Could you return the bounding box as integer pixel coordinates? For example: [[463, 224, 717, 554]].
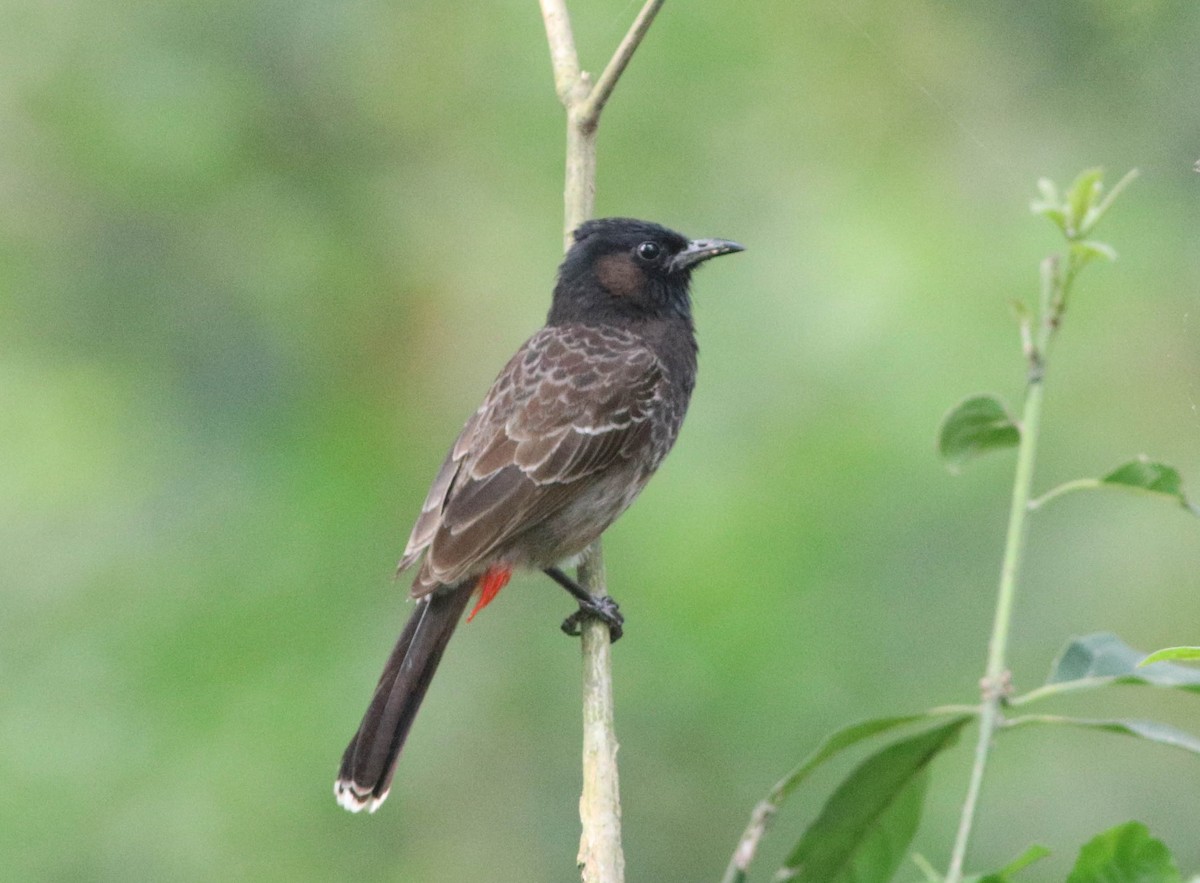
[[595, 254, 646, 298]]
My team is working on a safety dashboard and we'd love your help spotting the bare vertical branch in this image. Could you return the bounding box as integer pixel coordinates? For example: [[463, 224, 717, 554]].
[[538, 0, 584, 106], [575, 545, 624, 883], [563, 123, 598, 240], [536, 2, 668, 881]]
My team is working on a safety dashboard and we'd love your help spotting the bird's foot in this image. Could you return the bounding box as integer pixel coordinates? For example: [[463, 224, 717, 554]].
[[561, 595, 624, 643], [543, 566, 624, 642]]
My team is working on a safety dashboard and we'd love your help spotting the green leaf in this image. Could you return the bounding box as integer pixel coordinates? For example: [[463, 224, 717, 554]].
[[777, 717, 970, 882], [1104, 459, 1183, 496], [1140, 647, 1200, 667], [783, 768, 928, 883], [1066, 821, 1182, 883], [1080, 168, 1140, 236], [1005, 714, 1200, 757], [1070, 239, 1117, 265], [1035, 177, 1059, 207], [995, 844, 1052, 878], [1032, 168, 1137, 242], [1033, 204, 1067, 234], [1102, 458, 1197, 514], [1031, 177, 1067, 233], [1064, 167, 1104, 237], [1045, 632, 1200, 694], [722, 711, 969, 883], [969, 844, 1053, 882], [768, 713, 959, 805], [937, 395, 1020, 472]]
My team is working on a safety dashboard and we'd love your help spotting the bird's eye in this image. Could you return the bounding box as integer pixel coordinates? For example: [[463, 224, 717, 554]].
[[635, 241, 661, 261]]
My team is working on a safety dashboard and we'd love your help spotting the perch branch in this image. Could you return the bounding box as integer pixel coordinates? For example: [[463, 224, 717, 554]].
[[538, 2, 666, 881]]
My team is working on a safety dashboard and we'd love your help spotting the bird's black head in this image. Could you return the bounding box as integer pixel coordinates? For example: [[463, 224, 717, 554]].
[[546, 218, 743, 326]]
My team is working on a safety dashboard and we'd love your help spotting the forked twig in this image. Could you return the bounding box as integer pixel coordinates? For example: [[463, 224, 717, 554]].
[[536, 3, 667, 881]]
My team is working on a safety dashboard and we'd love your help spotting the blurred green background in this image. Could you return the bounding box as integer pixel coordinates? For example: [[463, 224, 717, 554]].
[[3, 0, 1199, 879]]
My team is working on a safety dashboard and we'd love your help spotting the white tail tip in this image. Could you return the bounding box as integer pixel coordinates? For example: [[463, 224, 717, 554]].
[[334, 778, 388, 814]]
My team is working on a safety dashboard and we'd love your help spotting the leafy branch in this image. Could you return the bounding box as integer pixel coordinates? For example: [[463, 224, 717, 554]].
[[720, 168, 1200, 882], [942, 166, 1146, 882]]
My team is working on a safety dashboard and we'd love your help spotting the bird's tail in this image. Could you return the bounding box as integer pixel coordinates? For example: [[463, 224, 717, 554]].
[[334, 582, 473, 813]]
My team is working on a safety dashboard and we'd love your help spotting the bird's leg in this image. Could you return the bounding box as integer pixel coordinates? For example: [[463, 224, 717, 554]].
[[543, 567, 624, 642]]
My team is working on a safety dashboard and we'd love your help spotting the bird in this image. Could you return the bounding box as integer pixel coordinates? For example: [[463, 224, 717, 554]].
[[334, 217, 743, 813]]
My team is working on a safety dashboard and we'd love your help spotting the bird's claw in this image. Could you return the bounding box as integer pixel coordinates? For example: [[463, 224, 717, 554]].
[[561, 595, 624, 642]]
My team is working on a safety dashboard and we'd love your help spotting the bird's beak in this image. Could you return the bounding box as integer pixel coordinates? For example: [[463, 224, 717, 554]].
[[670, 238, 745, 272]]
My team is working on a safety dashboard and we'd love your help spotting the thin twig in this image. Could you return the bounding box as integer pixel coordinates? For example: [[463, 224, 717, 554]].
[[721, 800, 774, 883], [1026, 477, 1102, 511], [1007, 676, 1116, 707], [578, 0, 667, 127]]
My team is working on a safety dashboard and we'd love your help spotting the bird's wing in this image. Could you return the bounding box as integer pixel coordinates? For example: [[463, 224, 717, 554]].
[[397, 324, 668, 590]]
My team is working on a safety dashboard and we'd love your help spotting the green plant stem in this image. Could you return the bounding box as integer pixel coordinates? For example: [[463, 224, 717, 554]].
[[1007, 676, 1115, 707], [945, 375, 1046, 882], [945, 170, 1136, 875], [1001, 713, 1091, 730], [1027, 477, 1102, 511], [912, 852, 943, 882]]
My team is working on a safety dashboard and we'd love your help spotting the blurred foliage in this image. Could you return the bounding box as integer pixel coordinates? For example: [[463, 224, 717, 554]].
[[1066, 821, 1183, 883], [2, 1, 1198, 881]]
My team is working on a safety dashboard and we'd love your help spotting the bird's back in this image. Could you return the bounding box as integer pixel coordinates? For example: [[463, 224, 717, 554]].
[[399, 320, 695, 594]]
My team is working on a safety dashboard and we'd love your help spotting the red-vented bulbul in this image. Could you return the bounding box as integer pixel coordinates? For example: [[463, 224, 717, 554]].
[[335, 218, 743, 812]]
